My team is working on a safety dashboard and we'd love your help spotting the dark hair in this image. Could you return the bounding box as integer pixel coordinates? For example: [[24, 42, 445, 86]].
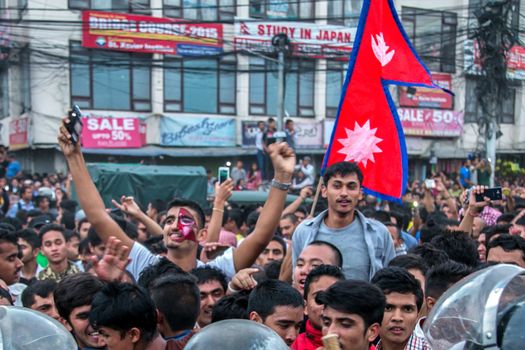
[[59, 199, 78, 213], [149, 199, 167, 213], [54, 273, 104, 321], [419, 223, 445, 244], [487, 234, 525, 262], [212, 290, 250, 323], [408, 243, 449, 268], [281, 213, 298, 225], [60, 211, 76, 230], [316, 280, 385, 329], [143, 235, 167, 255], [191, 266, 227, 292], [224, 208, 244, 230], [496, 213, 515, 224], [78, 217, 90, 230], [87, 227, 103, 247], [149, 274, 200, 332], [247, 279, 303, 321], [431, 231, 480, 268], [515, 215, 525, 226], [90, 282, 157, 343], [306, 240, 343, 268], [303, 265, 345, 301], [167, 198, 206, 230], [137, 257, 185, 289], [270, 235, 287, 256], [482, 224, 512, 244], [323, 162, 363, 186], [109, 213, 138, 241], [371, 267, 424, 311], [0, 217, 22, 231], [425, 261, 471, 300], [16, 228, 40, 249], [64, 229, 80, 243], [388, 254, 429, 276], [21, 280, 57, 308], [267, 117, 275, 123], [39, 224, 66, 243], [264, 260, 282, 280]]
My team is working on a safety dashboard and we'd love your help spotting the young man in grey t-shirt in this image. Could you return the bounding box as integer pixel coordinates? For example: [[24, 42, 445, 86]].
[[292, 162, 395, 281]]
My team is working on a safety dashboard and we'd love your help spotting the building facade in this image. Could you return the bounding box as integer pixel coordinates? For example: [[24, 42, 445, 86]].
[[0, 0, 523, 179]]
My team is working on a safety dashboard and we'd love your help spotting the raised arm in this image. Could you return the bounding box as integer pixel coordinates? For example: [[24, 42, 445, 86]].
[[206, 179, 234, 244], [282, 186, 313, 217], [112, 196, 164, 237], [458, 186, 490, 235], [232, 142, 295, 271], [58, 119, 134, 249]]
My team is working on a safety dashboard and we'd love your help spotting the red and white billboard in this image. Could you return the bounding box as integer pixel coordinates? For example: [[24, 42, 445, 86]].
[[397, 108, 464, 137], [82, 11, 223, 56], [234, 20, 355, 59], [9, 116, 29, 150], [398, 73, 453, 109], [82, 117, 145, 149]]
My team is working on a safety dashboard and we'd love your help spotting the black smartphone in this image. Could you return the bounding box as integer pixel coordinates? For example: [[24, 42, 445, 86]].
[[66, 105, 83, 144], [475, 187, 503, 202]]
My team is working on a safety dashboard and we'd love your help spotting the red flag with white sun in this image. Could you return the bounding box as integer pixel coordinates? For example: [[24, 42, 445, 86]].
[[322, 0, 451, 201]]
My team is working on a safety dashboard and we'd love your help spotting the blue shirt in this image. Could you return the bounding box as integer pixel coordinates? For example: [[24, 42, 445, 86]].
[[460, 166, 470, 188]]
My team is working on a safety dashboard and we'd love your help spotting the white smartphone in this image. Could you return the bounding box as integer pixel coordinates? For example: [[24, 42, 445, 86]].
[[424, 179, 435, 189], [218, 167, 230, 184]]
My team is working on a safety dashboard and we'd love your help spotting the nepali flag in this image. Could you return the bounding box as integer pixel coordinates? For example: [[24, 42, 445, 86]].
[[322, 0, 451, 201]]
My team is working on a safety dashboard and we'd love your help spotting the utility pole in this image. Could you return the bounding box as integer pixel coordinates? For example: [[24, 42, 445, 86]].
[[472, 0, 515, 187], [272, 33, 291, 139]]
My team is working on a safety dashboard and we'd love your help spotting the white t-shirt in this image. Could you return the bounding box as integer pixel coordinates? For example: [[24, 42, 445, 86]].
[[126, 242, 237, 281]]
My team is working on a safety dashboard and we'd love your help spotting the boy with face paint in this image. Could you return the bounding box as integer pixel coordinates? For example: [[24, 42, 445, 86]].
[[58, 118, 297, 280]]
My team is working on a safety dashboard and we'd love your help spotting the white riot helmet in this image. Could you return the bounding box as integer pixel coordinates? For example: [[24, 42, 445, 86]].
[[424, 264, 525, 350]]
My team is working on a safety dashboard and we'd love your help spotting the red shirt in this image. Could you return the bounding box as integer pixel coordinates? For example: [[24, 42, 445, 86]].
[[291, 320, 323, 350]]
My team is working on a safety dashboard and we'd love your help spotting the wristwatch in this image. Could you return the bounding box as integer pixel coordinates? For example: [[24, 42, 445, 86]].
[[271, 179, 292, 191]]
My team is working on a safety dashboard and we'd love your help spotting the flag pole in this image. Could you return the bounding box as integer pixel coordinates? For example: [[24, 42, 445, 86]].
[[309, 178, 324, 217]]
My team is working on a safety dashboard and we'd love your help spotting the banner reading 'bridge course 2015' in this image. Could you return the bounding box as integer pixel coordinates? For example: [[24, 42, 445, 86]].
[[82, 11, 223, 56]]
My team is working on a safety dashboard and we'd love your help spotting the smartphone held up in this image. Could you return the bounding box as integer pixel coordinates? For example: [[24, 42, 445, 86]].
[[66, 105, 83, 145], [218, 167, 230, 184]]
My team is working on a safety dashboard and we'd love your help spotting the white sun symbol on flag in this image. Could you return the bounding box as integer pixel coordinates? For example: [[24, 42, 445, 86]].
[[337, 120, 383, 167]]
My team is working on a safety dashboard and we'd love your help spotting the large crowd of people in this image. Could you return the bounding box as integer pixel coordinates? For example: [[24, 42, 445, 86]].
[[0, 118, 523, 350]]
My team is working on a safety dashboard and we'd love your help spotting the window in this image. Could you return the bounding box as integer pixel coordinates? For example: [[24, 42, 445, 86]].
[[249, 57, 315, 117], [69, 0, 151, 14], [0, 63, 8, 118], [465, 78, 515, 124], [326, 61, 347, 118], [250, 0, 314, 20], [164, 0, 236, 21], [328, 0, 362, 27], [164, 56, 236, 114], [402, 7, 457, 73], [70, 42, 151, 111]]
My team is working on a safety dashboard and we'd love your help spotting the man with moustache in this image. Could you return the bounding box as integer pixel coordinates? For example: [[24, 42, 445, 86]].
[[293, 162, 395, 281]]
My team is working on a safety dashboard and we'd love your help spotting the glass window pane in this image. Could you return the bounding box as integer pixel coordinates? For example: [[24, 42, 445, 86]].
[[201, 0, 218, 20], [328, 0, 343, 23], [250, 0, 264, 17], [266, 62, 278, 116], [184, 0, 198, 19], [165, 102, 181, 112], [132, 62, 150, 100], [464, 79, 478, 123], [249, 58, 265, 105], [71, 64, 91, 97], [299, 61, 314, 108], [299, 0, 312, 19], [93, 53, 131, 110], [164, 61, 182, 101], [219, 0, 235, 20], [183, 59, 218, 113], [69, 0, 89, 9], [284, 65, 297, 117], [220, 64, 235, 104], [73, 99, 91, 109]]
